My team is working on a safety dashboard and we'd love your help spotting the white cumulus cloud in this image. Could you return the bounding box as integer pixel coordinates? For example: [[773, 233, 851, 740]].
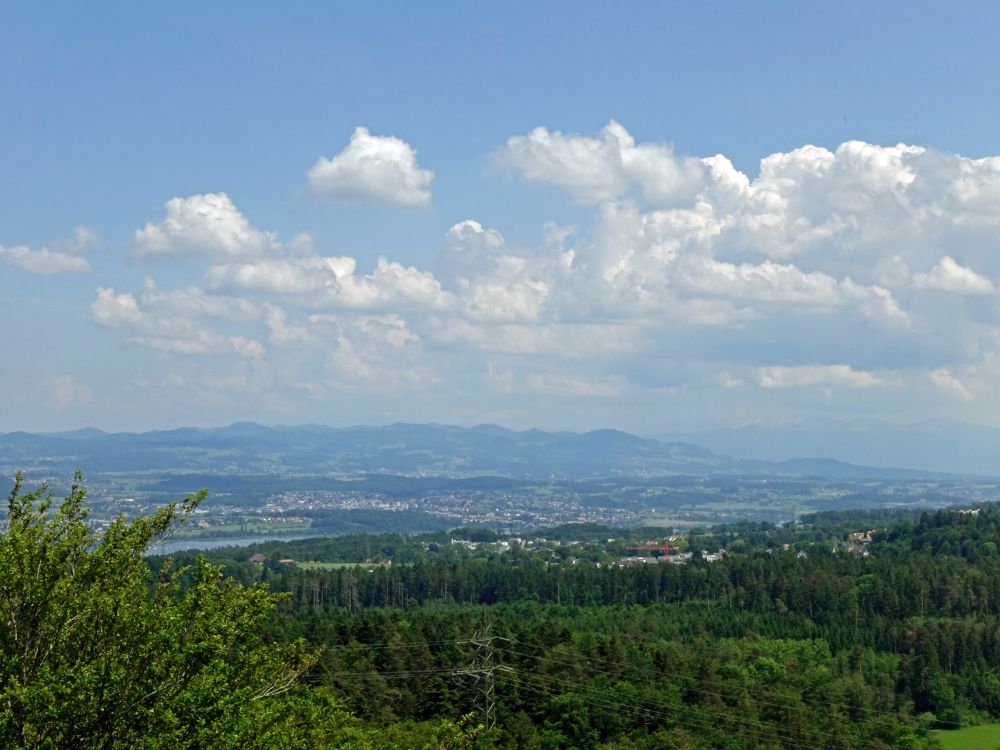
[[91, 287, 146, 328], [495, 120, 706, 206], [446, 219, 505, 252], [913, 256, 995, 294], [319, 314, 428, 390], [756, 365, 889, 390], [134, 193, 279, 258], [91, 286, 265, 360], [264, 304, 314, 346], [308, 127, 434, 208], [928, 367, 973, 400], [140, 279, 260, 320], [0, 244, 91, 274], [0, 227, 96, 275], [208, 255, 451, 311]]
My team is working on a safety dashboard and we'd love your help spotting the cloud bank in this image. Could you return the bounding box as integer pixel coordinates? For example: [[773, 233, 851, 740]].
[[74, 122, 1000, 426]]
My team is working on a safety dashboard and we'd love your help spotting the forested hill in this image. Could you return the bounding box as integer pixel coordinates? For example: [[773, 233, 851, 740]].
[[144, 503, 1000, 748], [0, 422, 966, 479], [873, 505, 1000, 560]]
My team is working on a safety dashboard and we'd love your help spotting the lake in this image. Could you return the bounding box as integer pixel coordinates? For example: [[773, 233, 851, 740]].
[[149, 534, 319, 555]]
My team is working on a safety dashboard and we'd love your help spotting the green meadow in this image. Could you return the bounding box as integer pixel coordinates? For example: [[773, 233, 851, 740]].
[[934, 725, 1000, 750]]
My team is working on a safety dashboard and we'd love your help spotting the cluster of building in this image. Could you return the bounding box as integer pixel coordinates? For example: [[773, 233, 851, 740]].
[[833, 529, 876, 557], [618, 549, 726, 566], [266, 491, 416, 513], [421, 493, 639, 531]]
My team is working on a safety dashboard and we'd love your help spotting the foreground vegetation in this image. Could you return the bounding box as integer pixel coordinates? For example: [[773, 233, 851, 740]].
[[0, 473, 477, 749]]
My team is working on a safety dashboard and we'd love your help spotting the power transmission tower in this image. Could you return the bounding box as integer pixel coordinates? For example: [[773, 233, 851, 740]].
[[457, 618, 497, 731]]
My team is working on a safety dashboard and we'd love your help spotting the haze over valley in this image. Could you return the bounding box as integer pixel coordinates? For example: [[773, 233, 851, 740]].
[[4, 421, 996, 548]]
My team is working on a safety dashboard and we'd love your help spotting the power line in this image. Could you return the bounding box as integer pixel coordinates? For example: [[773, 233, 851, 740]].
[[323, 638, 472, 651], [318, 658, 833, 746], [497, 668, 809, 749], [304, 630, 939, 742], [498, 635, 946, 728], [302, 668, 482, 688]]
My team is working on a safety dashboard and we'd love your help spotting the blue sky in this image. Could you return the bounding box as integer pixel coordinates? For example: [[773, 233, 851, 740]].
[[5, 1, 1000, 433]]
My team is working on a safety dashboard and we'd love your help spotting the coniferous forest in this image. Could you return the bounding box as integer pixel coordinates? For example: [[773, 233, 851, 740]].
[[185, 502, 1000, 747]]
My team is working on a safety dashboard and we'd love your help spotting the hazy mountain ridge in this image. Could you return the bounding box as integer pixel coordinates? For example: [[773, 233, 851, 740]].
[[0, 422, 972, 480], [673, 417, 1000, 476]]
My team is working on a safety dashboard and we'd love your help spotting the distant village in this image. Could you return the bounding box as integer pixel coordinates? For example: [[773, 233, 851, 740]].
[[239, 526, 880, 571]]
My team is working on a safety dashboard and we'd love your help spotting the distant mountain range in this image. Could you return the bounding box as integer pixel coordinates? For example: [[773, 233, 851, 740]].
[[0, 422, 975, 480], [671, 417, 1000, 477]]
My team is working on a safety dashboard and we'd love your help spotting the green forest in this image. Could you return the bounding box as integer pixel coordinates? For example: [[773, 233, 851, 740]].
[[7, 475, 1000, 748]]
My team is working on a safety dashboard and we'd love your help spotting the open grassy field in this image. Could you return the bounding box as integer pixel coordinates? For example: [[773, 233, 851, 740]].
[[641, 516, 711, 528], [296, 561, 402, 571], [296, 561, 372, 570], [933, 724, 1000, 750]]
